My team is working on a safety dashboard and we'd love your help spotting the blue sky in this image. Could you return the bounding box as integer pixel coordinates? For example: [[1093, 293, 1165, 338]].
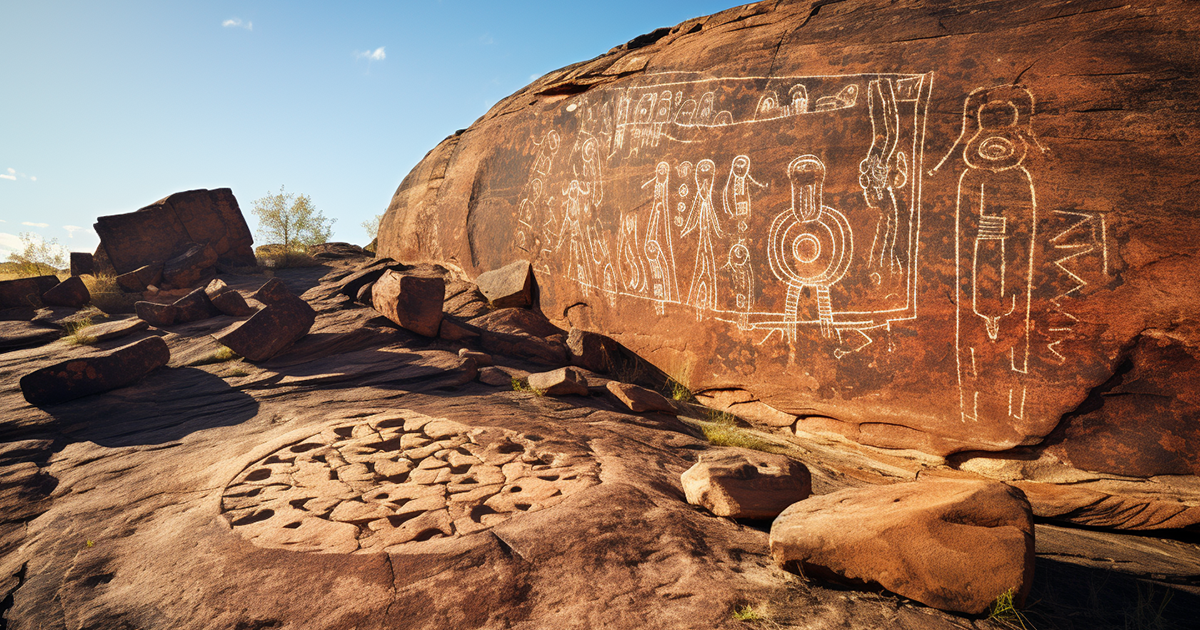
[[0, 0, 741, 261]]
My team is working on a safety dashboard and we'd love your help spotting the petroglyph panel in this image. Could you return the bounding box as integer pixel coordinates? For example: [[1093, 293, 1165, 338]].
[[221, 412, 599, 554]]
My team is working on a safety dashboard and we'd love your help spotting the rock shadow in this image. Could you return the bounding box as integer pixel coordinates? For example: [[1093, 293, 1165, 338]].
[[1022, 558, 1200, 630]]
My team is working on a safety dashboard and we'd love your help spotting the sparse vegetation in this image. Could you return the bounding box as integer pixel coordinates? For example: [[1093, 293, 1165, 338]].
[[83, 273, 138, 314], [225, 367, 251, 378], [250, 186, 335, 268], [732, 604, 764, 622], [667, 377, 696, 402], [988, 588, 1032, 630], [698, 409, 782, 453], [63, 318, 97, 346], [4, 232, 67, 276], [362, 213, 383, 240], [511, 378, 545, 396], [191, 345, 240, 366]]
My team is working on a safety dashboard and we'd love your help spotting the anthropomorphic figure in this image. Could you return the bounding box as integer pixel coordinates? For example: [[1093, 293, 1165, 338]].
[[683, 159, 722, 317], [723, 155, 767, 233], [725, 240, 754, 330], [642, 161, 679, 311], [859, 78, 909, 274]]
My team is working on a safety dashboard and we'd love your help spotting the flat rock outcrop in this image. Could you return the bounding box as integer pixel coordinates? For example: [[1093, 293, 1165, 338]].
[[683, 448, 811, 519], [93, 188, 255, 276], [18, 336, 170, 405], [375, 0, 1200, 529], [770, 477, 1034, 615]]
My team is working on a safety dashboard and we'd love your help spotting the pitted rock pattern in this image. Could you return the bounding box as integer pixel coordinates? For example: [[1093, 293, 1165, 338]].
[[221, 412, 598, 553]]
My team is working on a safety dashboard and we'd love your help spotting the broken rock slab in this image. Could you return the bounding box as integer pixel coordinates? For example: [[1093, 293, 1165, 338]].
[[134, 301, 178, 327], [69, 252, 94, 277], [606, 381, 674, 413], [40, 276, 90, 308], [0, 321, 61, 352], [477, 366, 512, 387], [0, 276, 59, 308], [204, 279, 255, 317], [526, 366, 589, 397], [769, 477, 1035, 615], [215, 278, 316, 362], [19, 336, 171, 405], [371, 270, 444, 337], [80, 318, 150, 343], [162, 242, 218, 290], [475, 260, 533, 309], [682, 448, 811, 519], [171, 287, 222, 323], [116, 262, 164, 293]]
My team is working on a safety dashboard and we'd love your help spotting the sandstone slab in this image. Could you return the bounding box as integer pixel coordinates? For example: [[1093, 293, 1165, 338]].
[[526, 366, 589, 397], [171, 287, 222, 323], [162, 242, 218, 289], [204, 279, 255, 317], [40, 276, 90, 308], [69, 252, 94, 277], [475, 260, 533, 308], [0, 276, 59, 308], [770, 478, 1035, 615], [134, 301, 178, 327], [18, 336, 171, 405], [81, 318, 149, 343], [371, 270, 444, 337], [214, 279, 315, 361], [116, 262, 164, 292], [682, 448, 810, 519], [606, 381, 673, 413], [0, 321, 60, 352]]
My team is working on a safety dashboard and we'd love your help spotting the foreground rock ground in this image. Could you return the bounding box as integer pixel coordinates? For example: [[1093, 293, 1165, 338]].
[[3, 256, 1200, 629]]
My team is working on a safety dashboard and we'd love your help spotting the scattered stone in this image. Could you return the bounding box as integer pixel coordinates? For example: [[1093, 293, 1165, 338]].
[[0, 276, 59, 308], [19, 336, 171, 405], [116, 262, 164, 292], [40, 277, 90, 308], [161, 242, 218, 289], [443, 282, 490, 319], [0, 321, 60, 352], [135, 301, 179, 327], [567, 328, 623, 374], [93, 188, 255, 275], [526, 367, 589, 397], [475, 260, 533, 309], [205, 279, 256, 317], [80, 318, 150, 343], [371, 271, 444, 337], [681, 449, 810, 519], [215, 279, 316, 361], [335, 258, 405, 300], [171, 287, 222, 323], [458, 349, 494, 366], [769, 478, 1035, 615], [606, 381, 673, 413], [69, 252, 94, 277], [477, 366, 513, 387]]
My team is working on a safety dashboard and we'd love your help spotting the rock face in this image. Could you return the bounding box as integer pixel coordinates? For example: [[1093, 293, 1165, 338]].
[[93, 188, 255, 276], [683, 448, 811, 519], [214, 278, 316, 361], [371, 271, 445, 337], [475, 260, 534, 308], [770, 478, 1034, 615], [376, 0, 1200, 528], [161, 242, 218, 289], [19, 336, 171, 405]]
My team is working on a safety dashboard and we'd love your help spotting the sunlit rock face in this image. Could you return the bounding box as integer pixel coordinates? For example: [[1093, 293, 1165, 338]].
[[379, 0, 1200, 521]]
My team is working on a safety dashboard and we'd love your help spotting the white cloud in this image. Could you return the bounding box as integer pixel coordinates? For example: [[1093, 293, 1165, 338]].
[[356, 47, 386, 61], [29, 176, 36, 182], [0, 174, 14, 181], [23, 222, 49, 228], [223, 18, 252, 30], [63, 225, 85, 238], [0, 232, 22, 257], [5, 168, 13, 174]]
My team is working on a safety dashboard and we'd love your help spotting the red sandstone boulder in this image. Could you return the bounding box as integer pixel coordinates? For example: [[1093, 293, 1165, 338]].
[[475, 260, 533, 309], [134, 301, 179, 327], [162, 243, 218, 290], [371, 271, 444, 337], [374, 0, 1200, 529], [769, 478, 1035, 615], [41, 277, 90, 308], [526, 367, 589, 397], [606, 381, 673, 413], [467, 308, 569, 366], [0, 276, 59, 308], [19, 336, 171, 405], [116, 262, 164, 292], [214, 278, 316, 362], [682, 448, 811, 519], [0, 321, 61, 352], [93, 188, 255, 275], [81, 318, 149, 343], [204, 279, 255, 317], [171, 288, 222, 323], [69, 252, 94, 277]]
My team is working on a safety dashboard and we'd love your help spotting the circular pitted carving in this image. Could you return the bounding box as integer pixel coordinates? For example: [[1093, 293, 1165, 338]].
[[221, 412, 599, 554]]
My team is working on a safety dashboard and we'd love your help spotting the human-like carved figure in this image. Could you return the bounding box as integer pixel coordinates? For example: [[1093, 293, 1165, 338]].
[[947, 86, 1042, 424], [642, 161, 678, 311], [723, 155, 767, 233], [859, 78, 909, 273], [725, 240, 754, 330], [683, 159, 722, 317], [652, 90, 673, 147], [768, 155, 853, 340]]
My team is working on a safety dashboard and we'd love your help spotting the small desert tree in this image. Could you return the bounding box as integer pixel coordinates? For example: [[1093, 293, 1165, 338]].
[[361, 213, 383, 240], [6, 232, 68, 276], [250, 186, 335, 256]]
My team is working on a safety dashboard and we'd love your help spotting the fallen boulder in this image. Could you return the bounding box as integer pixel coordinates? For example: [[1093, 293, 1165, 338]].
[[526, 367, 589, 397], [335, 258, 406, 300], [116, 263, 163, 292], [0, 276, 59, 308], [19, 336, 171, 405], [78, 318, 149, 343], [134, 301, 179, 327], [215, 278, 316, 361], [0, 321, 61, 352], [93, 188, 255, 275], [567, 328, 623, 374], [69, 252, 94, 277], [682, 448, 810, 519], [40, 277, 90, 308], [606, 381, 673, 413], [769, 478, 1035, 615], [475, 260, 533, 309], [171, 287, 222, 323], [205, 279, 255, 317], [162, 243, 218, 289], [371, 271, 444, 337]]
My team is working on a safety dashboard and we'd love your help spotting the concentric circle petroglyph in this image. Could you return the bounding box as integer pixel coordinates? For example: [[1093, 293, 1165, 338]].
[[221, 411, 599, 554]]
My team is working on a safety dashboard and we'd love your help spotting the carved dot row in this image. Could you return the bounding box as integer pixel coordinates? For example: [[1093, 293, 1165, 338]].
[[221, 413, 598, 554]]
